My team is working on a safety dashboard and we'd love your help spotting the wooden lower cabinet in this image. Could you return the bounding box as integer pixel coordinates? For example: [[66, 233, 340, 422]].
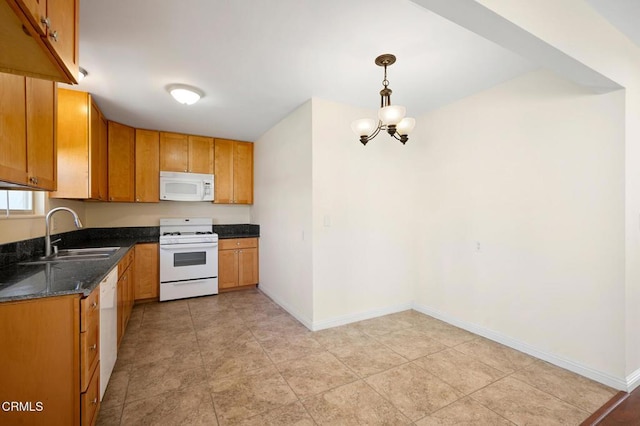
[[0, 285, 102, 426], [117, 249, 135, 347], [134, 243, 159, 300], [218, 238, 259, 291]]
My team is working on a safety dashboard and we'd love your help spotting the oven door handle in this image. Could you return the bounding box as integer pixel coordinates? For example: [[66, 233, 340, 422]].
[[160, 242, 218, 251]]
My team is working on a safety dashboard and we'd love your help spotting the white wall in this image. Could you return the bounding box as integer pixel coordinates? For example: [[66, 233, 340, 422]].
[[83, 202, 249, 227], [251, 101, 314, 326], [462, 0, 640, 391], [0, 197, 87, 244], [310, 98, 415, 328], [412, 70, 626, 382]]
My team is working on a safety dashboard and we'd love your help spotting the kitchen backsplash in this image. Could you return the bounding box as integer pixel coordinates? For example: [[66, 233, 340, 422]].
[[0, 224, 260, 269]]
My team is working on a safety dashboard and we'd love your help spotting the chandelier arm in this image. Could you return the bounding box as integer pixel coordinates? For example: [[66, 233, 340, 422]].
[[367, 121, 383, 140]]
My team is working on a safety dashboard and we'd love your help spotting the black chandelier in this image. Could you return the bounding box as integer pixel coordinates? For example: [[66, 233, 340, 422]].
[[351, 54, 415, 146]]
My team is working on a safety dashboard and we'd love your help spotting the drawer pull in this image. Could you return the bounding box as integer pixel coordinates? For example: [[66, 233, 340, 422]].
[[89, 344, 97, 351]]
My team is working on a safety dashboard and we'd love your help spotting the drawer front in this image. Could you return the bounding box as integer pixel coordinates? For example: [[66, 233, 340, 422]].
[[81, 361, 100, 426], [80, 319, 99, 392], [80, 287, 100, 333], [219, 237, 257, 250]]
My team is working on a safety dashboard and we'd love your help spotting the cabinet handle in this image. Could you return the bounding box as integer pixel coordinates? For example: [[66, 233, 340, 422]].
[[90, 344, 97, 351], [136, 198, 140, 202], [40, 17, 50, 27], [91, 301, 98, 310], [49, 30, 58, 42], [91, 398, 98, 405]]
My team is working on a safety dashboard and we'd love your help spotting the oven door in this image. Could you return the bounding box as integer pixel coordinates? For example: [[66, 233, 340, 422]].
[[160, 242, 218, 283]]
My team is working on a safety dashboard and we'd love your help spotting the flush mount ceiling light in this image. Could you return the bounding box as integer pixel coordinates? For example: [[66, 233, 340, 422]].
[[78, 67, 88, 81], [167, 84, 204, 105], [351, 54, 415, 145]]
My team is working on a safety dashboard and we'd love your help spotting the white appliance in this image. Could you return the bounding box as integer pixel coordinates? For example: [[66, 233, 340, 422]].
[[159, 217, 218, 301], [160, 171, 214, 202], [99, 267, 118, 400]]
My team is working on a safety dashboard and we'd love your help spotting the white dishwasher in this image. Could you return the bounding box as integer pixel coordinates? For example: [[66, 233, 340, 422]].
[[100, 268, 118, 400]]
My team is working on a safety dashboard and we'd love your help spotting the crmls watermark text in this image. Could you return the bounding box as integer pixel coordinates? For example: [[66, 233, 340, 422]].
[[1, 401, 44, 412]]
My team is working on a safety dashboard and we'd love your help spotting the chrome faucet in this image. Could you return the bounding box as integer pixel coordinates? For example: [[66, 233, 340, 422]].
[[45, 207, 83, 256]]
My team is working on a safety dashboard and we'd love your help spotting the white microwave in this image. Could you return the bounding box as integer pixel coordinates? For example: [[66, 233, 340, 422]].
[[160, 171, 214, 201]]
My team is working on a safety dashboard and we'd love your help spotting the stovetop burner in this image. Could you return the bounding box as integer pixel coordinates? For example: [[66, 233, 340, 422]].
[[159, 218, 216, 244]]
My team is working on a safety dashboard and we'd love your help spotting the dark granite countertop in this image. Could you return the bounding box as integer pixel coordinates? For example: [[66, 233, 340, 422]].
[[0, 224, 259, 303], [214, 224, 260, 239]]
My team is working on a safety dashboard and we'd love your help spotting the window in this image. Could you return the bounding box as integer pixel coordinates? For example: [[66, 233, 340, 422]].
[[0, 190, 41, 216]]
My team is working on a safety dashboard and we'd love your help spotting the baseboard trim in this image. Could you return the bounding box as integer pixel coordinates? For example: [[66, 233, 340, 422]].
[[412, 302, 629, 391], [626, 367, 640, 392], [258, 286, 314, 330], [310, 302, 413, 331]]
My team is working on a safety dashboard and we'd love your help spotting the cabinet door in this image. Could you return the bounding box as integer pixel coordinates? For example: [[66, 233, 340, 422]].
[[45, 0, 79, 80], [218, 249, 239, 289], [16, 0, 48, 35], [134, 243, 158, 300], [98, 115, 109, 200], [213, 138, 233, 203], [0, 73, 27, 186], [135, 129, 160, 202], [117, 276, 124, 347], [238, 247, 259, 286], [233, 141, 253, 204], [26, 77, 56, 190], [188, 135, 213, 174], [89, 99, 101, 199], [159, 132, 188, 172], [108, 121, 135, 202], [52, 88, 89, 198], [0, 295, 80, 426], [0, 0, 75, 83]]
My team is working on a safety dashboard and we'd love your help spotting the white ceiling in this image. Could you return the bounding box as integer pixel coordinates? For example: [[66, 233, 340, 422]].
[[69, 0, 538, 141], [586, 0, 640, 48]]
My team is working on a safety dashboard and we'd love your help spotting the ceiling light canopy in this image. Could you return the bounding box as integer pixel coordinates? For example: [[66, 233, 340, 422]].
[[351, 54, 415, 145], [168, 84, 204, 105]]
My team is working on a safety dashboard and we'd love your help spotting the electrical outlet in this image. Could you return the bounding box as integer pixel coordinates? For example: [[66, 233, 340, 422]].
[[476, 241, 481, 252], [51, 217, 58, 232]]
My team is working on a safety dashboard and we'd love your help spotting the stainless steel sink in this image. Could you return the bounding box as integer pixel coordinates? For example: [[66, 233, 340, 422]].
[[20, 247, 121, 264]]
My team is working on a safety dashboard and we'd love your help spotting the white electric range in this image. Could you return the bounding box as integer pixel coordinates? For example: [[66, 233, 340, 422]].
[[159, 218, 218, 301]]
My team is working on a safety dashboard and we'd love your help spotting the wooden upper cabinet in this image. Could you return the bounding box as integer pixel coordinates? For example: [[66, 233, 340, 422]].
[[26, 77, 56, 190], [52, 88, 107, 199], [233, 141, 253, 204], [188, 135, 213, 174], [1, 0, 79, 83], [108, 121, 135, 202], [0, 73, 28, 186], [18, 0, 47, 34], [159, 132, 188, 172], [45, 0, 79, 79], [214, 138, 253, 204], [89, 99, 107, 200], [213, 139, 233, 203], [0, 73, 56, 190], [160, 132, 213, 174], [135, 129, 160, 202], [98, 114, 108, 200]]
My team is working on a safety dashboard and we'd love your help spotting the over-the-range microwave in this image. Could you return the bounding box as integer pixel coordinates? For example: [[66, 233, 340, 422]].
[[160, 171, 214, 201]]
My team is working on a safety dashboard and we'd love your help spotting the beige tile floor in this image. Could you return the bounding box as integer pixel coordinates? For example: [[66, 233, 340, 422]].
[[96, 289, 616, 425]]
